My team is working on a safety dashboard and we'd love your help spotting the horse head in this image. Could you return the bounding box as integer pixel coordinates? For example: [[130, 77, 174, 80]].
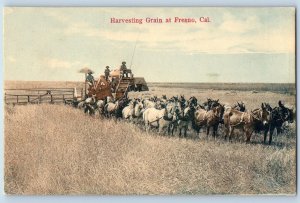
[[165, 102, 180, 121], [239, 102, 246, 112], [279, 104, 294, 123], [134, 101, 144, 117], [188, 96, 197, 108], [212, 104, 225, 121], [233, 101, 246, 112], [183, 105, 196, 121], [260, 103, 272, 126], [204, 98, 219, 110]]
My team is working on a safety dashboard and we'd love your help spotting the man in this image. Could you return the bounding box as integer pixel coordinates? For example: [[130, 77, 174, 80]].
[[86, 71, 95, 86], [120, 61, 128, 78], [104, 66, 110, 81]]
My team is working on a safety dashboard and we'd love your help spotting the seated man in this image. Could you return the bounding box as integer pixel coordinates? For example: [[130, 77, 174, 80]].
[[86, 71, 95, 86]]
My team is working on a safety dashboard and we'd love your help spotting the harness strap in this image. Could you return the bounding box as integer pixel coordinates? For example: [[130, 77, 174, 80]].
[[250, 110, 261, 121], [148, 116, 164, 124], [229, 112, 246, 127], [241, 112, 245, 122]]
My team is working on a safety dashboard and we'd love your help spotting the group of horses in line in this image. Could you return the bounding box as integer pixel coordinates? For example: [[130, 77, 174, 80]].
[[74, 95, 294, 145]]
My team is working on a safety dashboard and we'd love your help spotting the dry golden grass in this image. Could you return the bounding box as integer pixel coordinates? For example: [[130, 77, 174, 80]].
[[5, 104, 296, 195], [4, 81, 296, 194]]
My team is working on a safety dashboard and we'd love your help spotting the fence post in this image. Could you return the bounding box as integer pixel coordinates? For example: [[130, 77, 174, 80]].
[[39, 95, 41, 104], [63, 94, 65, 102], [28, 95, 30, 103], [16, 95, 19, 104], [50, 94, 53, 103]]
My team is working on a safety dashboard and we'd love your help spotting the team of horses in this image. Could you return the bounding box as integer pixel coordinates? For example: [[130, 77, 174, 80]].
[[74, 95, 294, 145]]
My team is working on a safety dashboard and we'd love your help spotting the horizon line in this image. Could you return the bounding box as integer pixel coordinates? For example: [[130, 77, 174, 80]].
[[4, 80, 296, 84]]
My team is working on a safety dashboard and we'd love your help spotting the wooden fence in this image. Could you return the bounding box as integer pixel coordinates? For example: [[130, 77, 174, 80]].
[[4, 88, 84, 105]]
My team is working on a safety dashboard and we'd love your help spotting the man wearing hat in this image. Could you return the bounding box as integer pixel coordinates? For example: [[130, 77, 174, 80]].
[[104, 66, 110, 81], [120, 61, 128, 78], [86, 71, 95, 86]]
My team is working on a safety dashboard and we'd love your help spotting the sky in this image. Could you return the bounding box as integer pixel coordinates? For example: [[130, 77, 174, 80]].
[[4, 7, 295, 83]]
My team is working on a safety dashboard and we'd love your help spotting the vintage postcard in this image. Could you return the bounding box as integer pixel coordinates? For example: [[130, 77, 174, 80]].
[[4, 7, 295, 195]]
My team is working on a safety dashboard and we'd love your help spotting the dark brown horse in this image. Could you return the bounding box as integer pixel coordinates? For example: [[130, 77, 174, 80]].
[[264, 101, 294, 144], [203, 98, 220, 111]]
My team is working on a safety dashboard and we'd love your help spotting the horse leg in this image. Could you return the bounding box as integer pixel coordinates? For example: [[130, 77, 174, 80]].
[[159, 126, 164, 135], [206, 126, 210, 139], [170, 123, 175, 136], [269, 125, 275, 145], [197, 126, 202, 140], [245, 129, 253, 143], [229, 126, 234, 142], [179, 126, 182, 137], [171, 124, 175, 136], [158, 122, 162, 135], [224, 126, 228, 140], [276, 126, 282, 135], [167, 124, 171, 136], [213, 124, 218, 140], [263, 128, 268, 144], [98, 108, 102, 119], [145, 121, 149, 133], [184, 126, 187, 138]]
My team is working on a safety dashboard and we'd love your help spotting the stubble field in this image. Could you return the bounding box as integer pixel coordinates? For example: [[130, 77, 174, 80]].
[[4, 81, 296, 195]]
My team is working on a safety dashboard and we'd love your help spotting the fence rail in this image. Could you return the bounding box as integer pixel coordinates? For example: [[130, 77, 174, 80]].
[[4, 88, 84, 105]]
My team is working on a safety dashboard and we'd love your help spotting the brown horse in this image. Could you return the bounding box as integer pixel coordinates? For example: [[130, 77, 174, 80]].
[[192, 104, 225, 139], [224, 103, 271, 142]]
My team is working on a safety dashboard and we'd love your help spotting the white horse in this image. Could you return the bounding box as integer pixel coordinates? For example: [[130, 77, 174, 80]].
[[134, 101, 144, 116], [132, 101, 144, 123], [79, 95, 97, 115], [143, 99, 156, 109], [165, 101, 181, 135], [122, 100, 144, 122], [143, 106, 175, 134], [96, 100, 106, 116], [122, 102, 135, 120], [104, 100, 119, 117]]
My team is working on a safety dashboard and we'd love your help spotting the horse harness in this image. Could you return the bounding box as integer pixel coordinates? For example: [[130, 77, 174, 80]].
[[230, 109, 262, 127], [250, 109, 262, 121], [230, 112, 249, 127]]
